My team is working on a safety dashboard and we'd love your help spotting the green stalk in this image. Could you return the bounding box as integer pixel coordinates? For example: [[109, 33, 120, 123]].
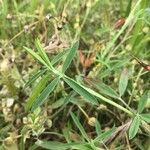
[[64, 75, 133, 116], [102, 0, 142, 59], [84, 86, 133, 116]]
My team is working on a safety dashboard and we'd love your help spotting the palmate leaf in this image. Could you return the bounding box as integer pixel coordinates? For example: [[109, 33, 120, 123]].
[[31, 77, 60, 111], [64, 76, 99, 105], [62, 41, 79, 73], [129, 115, 141, 139]]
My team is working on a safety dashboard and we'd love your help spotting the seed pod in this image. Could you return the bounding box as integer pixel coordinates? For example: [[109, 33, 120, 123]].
[[132, 55, 150, 71], [88, 117, 96, 126], [114, 18, 126, 29]]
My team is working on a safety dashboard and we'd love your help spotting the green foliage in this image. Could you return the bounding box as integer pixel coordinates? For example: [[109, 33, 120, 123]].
[[25, 74, 50, 111], [91, 82, 119, 99], [71, 112, 89, 141], [129, 115, 141, 139], [31, 76, 60, 111], [64, 77, 99, 105], [94, 126, 116, 143], [24, 46, 50, 68], [24, 68, 47, 88], [35, 39, 52, 67], [51, 50, 68, 66], [36, 140, 90, 150], [119, 68, 129, 96], [138, 91, 149, 113], [95, 119, 102, 136], [0, 0, 150, 149], [62, 41, 79, 73], [140, 113, 150, 123]]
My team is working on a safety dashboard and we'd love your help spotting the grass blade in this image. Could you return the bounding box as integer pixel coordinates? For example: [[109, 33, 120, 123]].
[[138, 91, 149, 113], [95, 119, 102, 136], [94, 126, 116, 142], [119, 68, 129, 96], [62, 41, 79, 73], [24, 68, 47, 88], [129, 115, 141, 139], [31, 76, 60, 111], [94, 82, 119, 99], [25, 74, 50, 111], [24, 46, 49, 68], [125, 0, 132, 17], [36, 140, 86, 150], [50, 92, 74, 118], [141, 113, 150, 123], [35, 38, 52, 67], [71, 112, 89, 141], [64, 76, 99, 105], [51, 49, 68, 65], [64, 77, 132, 115]]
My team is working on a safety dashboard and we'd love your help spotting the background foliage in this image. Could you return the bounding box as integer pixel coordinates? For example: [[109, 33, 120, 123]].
[[0, 0, 150, 149]]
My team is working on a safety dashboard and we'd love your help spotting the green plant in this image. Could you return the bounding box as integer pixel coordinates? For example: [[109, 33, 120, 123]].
[[36, 112, 116, 150], [24, 39, 133, 115], [0, 0, 150, 149]]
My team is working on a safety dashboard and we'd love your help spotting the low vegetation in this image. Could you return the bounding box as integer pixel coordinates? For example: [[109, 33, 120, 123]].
[[0, 0, 150, 149]]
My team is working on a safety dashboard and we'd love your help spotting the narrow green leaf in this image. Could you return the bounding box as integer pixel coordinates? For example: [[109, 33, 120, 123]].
[[0, 125, 11, 137], [36, 140, 86, 150], [95, 119, 102, 136], [64, 77, 99, 105], [64, 77, 133, 116], [62, 127, 71, 143], [138, 91, 149, 113], [50, 92, 74, 118], [31, 77, 60, 111], [62, 41, 79, 73], [95, 83, 119, 99], [70, 112, 89, 141], [130, 0, 147, 47], [72, 144, 93, 150], [140, 113, 150, 123], [35, 39, 52, 67], [129, 115, 141, 139], [119, 68, 129, 96], [125, 0, 132, 17], [51, 49, 68, 65], [28, 145, 38, 150], [51, 98, 65, 109], [24, 46, 49, 68], [94, 126, 116, 142], [25, 74, 50, 111], [84, 83, 132, 116], [24, 68, 47, 88]]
